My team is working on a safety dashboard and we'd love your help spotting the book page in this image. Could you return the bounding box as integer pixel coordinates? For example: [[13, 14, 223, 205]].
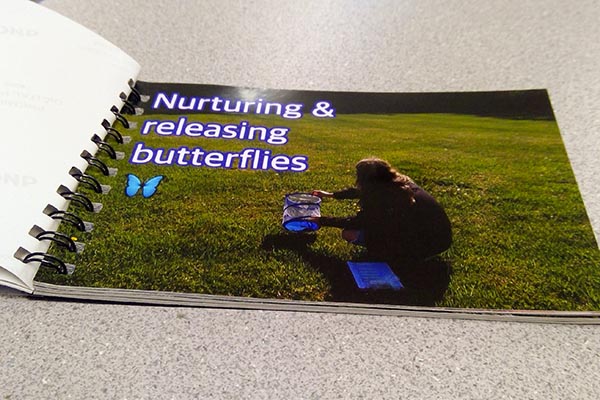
[[0, 0, 140, 292], [34, 81, 600, 313]]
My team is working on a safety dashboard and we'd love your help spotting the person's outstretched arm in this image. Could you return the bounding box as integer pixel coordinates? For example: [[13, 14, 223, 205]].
[[312, 188, 360, 199], [307, 207, 365, 230]]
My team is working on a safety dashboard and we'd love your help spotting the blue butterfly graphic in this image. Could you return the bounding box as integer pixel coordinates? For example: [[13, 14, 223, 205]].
[[125, 174, 164, 198]]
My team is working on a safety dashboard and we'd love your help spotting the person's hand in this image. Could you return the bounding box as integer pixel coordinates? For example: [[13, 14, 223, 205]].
[[311, 190, 333, 198], [304, 216, 321, 226]]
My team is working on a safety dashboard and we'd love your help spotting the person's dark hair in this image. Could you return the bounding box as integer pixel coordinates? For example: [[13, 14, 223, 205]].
[[355, 158, 415, 205], [355, 158, 412, 187]]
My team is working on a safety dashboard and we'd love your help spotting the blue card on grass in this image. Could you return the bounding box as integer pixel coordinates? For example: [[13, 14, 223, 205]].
[[346, 261, 404, 290]]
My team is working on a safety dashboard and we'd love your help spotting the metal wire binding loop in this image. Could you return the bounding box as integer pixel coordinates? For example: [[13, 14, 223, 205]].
[[69, 167, 103, 193], [119, 92, 137, 114], [43, 204, 91, 232], [29, 225, 78, 252], [101, 119, 124, 144], [91, 134, 117, 159], [128, 79, 142, 103], [15, 247, 71, 275], [81, 150, 110, 176], [57, 185, 96, 212], [111, 105, 130, 129]]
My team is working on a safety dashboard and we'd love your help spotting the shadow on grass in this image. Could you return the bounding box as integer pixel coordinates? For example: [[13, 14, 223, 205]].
[[262, 233, 452, 307]]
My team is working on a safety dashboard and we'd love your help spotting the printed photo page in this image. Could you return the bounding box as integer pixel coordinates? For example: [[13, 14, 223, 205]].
[[31, 81, 600, 318]]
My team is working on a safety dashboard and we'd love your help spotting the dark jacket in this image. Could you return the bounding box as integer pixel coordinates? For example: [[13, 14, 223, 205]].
[[320, 182, 452, 260]]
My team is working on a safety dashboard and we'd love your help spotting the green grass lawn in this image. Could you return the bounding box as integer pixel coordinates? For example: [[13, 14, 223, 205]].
[[36, 112, 600, 310]]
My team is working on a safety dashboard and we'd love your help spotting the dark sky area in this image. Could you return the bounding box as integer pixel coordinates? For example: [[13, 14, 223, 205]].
[[135, 81, 555, 120]]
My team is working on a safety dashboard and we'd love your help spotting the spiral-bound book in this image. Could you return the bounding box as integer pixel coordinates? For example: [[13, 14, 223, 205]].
[[2, 0, 600, 322]]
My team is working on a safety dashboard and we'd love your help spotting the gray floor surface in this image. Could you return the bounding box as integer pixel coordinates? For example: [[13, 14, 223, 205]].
[[2, 0, 600, 398]]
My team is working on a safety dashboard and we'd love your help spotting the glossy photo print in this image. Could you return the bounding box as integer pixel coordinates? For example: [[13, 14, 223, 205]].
[[34, 83, 600, 312]]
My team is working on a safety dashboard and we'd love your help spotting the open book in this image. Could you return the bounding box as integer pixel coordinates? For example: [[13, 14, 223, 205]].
[[2, 0, 599, 323]]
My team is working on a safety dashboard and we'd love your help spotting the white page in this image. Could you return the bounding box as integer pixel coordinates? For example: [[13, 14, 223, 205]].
[[0, 0, 141, 292]]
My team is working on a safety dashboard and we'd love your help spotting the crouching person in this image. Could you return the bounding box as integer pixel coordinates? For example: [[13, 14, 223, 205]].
[[310, 158, 452, 261]]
